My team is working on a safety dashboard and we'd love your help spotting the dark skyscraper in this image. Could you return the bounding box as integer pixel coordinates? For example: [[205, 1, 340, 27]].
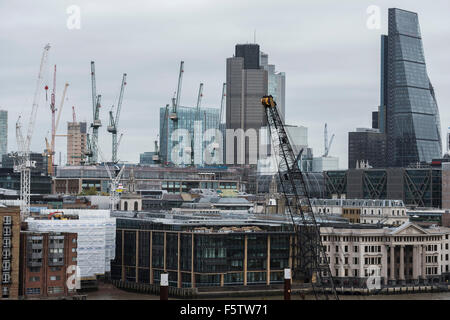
[[384, 8, 442, 167], [226, 44, 268, 165]]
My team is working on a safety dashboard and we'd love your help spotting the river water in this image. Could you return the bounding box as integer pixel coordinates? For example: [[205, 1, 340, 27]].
[[86, 283, 450, 300]]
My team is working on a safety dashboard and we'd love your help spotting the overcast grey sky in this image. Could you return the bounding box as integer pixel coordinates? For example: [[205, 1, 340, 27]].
[[1, 0, 449, 168]]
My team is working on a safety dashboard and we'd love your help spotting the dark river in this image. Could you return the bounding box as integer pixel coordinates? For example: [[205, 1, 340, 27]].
[[86, 283, 450, 300]]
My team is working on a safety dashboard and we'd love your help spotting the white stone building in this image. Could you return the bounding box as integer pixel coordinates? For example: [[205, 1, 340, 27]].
[[321, 222, 450, 286], [311, 199, 409, 226]]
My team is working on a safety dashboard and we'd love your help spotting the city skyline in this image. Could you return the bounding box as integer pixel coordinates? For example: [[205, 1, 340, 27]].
[[1, 1, 449, 167]]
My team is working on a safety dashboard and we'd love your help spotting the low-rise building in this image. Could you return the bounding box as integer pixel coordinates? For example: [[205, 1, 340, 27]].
[[322, 222, 450, 286], [0, 206, 21, 300], [311, 199, 408, 226], [19, 231, 78, 299]]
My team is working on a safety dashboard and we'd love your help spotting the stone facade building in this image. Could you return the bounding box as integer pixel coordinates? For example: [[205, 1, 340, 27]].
[[322, 222, 450, 286]]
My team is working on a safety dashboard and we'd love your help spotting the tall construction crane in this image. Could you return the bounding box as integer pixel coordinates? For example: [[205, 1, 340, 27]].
[[169, 61, 184, 122], [217, 83, 226, 163], [192, 83, 204, 165], [47, 65, 69, 176], [261, 95, 338, 300], [13, 44, 51, 221], [107, 73, 127, 163], [323, 123, 335, 157], [88, 61, 102, 164]]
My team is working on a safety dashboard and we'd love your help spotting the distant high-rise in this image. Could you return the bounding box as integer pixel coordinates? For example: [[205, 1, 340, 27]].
[[0, 109, 7, 164], [226, 44, 268, 165], [159, 106, 220, 165], [383, 8, 442, 166], [348, 8, 442, 169], [67, 121, 87, 166], [260, 52, 286, 122]]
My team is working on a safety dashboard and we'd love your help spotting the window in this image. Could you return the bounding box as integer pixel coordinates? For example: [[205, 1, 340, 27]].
[[26, 288, 41, 295], [72, 248, 77, 253], [72, 257, 77, 262], [2, 260, 11, 271], [29, 276, 40, 282], [72, 238, 77, 243], [48, 287, 64, 294], [2, 273, 11, 284], [3, 216, 12, 225], [3, 238, 11, 247], [3, 226, 11, 236], [50, 276, 61, 281]]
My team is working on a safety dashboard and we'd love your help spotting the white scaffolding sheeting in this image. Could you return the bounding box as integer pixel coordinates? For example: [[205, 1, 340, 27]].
[[26, 209, 116, 278]]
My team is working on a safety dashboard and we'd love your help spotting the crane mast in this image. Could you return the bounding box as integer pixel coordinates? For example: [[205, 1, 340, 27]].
[[170, 61, 184, 121], [108, 73, 127, 163], [89, 61, 101, 164], [14, 44, 51, 221], [193, 83, 204, 165], [261, 95, 338, 300]]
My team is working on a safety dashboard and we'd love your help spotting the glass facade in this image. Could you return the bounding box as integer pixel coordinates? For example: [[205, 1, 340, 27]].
[[159, 106, 220, 165], [111, 218, 294, 288], [385, 8, 442, 167]]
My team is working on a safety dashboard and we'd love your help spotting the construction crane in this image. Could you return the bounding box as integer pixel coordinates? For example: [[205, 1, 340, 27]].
[[88, 61, 102, 164], [192, 83, 204, 165], [47, 65, 69, 176], [107, 73, 127, 163], [169, 61, 184, 122], [323, 123, 335, 157], [94, 138, 126, 210], [261, 95, 338, 300], [13, 44, 51, 221]]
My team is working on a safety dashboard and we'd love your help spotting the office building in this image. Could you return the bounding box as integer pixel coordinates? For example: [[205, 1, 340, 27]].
[[226, 44, 268, 165], [2, 152, 48, 175], [159, 106, 220, 166], [348, 128, 386, 169], [19, 231, 78, 299], [349, 9, 442, 168], [0, 206, 20, 300], [322, 222, 450, 286], [325, 167, 442, 209], [260, 52, 286, 122], [67, 121, 87, 166], [54, 165, 244, 195], [0, 110, 7, 165], [0, 168, 52, 194], [139, 152, 158, 165], [383, 8, 442, 166]]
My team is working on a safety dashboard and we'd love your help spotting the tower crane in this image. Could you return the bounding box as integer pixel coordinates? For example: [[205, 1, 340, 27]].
[[88, 61, 102, 164], [47, 65, 69, 176], [107, 73, 127, 163], [169, 61, 184, 122], [192, 83, 204, 165], [13, 43, 51, 221], [323, 123, 335, 157], [261, 95, 338, 300]]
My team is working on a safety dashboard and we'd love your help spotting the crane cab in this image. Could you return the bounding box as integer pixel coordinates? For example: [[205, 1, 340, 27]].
[[261, 95, 277, 108]]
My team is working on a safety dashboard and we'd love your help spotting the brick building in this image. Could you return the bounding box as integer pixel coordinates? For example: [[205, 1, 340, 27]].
[[19, 231, 78, 299], [0, 206, 21, 300]]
